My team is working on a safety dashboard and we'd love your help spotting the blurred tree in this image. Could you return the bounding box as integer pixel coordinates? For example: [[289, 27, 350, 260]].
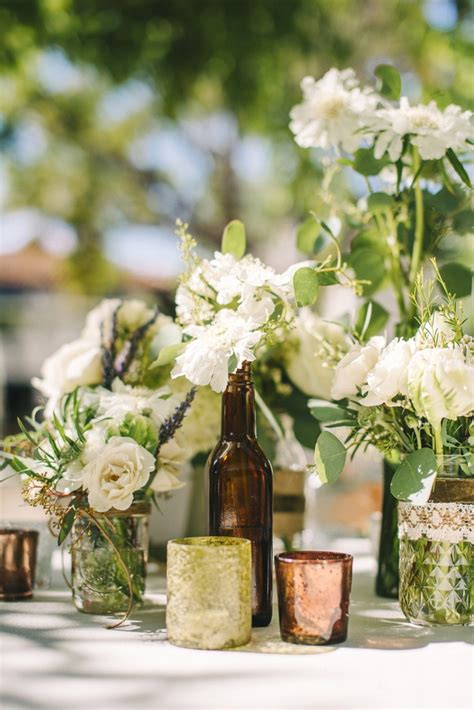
[[0, 0, 472, 293]]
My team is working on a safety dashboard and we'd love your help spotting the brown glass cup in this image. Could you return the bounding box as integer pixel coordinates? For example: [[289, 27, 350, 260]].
[[0, 529, 39, 600], [275, 551, 353, 645]]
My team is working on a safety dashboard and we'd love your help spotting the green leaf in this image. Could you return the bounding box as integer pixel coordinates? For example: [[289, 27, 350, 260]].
[[316, 271, 338, 286], [355, 300, 389, 340], [351, 229, 387, 255], [310, 405, 349, 423], [367, 192, 395, 212], [353, 148, 388, 176], [296, 218, 324, 255], [439, 263, 472, 298], [150, 342, 185, 368], [222, 219, 246, 259], [446, 149, 472, 188], [228, 353, 238, 373], [58, 505, 78, 546], [349, 248, 385, 296], [427, 187, 465, 215], [314, 431, 346, 484], [374, 64, 401, 100], [390, 448, 438, 503], [293, 267, 319, 306], [453, 210, 474, 235]]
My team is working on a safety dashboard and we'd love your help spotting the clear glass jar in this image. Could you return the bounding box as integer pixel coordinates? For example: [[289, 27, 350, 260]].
[[71, 504, 150, 614], [398, 470, 473, 626]]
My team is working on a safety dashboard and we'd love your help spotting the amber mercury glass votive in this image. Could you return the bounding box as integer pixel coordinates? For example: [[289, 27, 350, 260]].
[[166, 536, 252, 650], [275, 551, 353, 645], [0, 529, 39, 600]]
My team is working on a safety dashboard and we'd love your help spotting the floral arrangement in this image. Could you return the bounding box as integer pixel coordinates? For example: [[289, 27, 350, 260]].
[[155, 219, 362, 395], [310, 266, 473, 504], [290, 65, 473, 336], [1, 298, 196, 540]]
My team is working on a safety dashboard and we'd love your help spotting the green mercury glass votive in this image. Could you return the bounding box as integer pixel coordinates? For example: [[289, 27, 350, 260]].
[[166, 536, 252, 649]]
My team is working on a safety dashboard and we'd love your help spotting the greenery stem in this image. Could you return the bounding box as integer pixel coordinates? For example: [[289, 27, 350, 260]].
[[409, 149, 425, 285]]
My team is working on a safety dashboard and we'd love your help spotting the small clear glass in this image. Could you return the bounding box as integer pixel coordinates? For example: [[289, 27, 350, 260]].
[[71, 505, 150, 614], [275, 551, 353, 645], [166, 536, 252, 649]]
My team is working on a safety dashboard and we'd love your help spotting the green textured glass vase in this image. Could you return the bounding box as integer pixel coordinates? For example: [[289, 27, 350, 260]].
[[71, 505, 150, 614], [166, 537, 252, 649], [399, 476, 474, 626]]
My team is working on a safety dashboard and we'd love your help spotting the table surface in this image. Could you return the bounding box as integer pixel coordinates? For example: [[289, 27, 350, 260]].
[[1, 540, 473, 710]]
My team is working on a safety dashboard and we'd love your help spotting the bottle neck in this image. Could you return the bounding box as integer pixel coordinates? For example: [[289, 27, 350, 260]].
[[221, 362, 256, 439]]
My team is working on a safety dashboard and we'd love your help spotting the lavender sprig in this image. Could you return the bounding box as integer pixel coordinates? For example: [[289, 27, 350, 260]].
[[114, 306, 160, 379], [101, 304, 121, 390], [157, 387, 197, 453]]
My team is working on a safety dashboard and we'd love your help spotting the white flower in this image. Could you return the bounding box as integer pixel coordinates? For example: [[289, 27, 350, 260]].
[[362, 338, 416, 406], [81, 436, 155, 512], [175, 268, 215, 327], [285, 309, 349, 399], [82, 298, 158, 342], [289, 68, 377, 152], [331, 336, 385, 400], [176, 384, 221, 457], [96, 379, 179, 428], [32, 339, 102, 416], [82, 298, 122, 342], [407, 347, 473, 427], [151, 438, 187, 493], [370, 97, 474, 161], [172, 309, 263, 392]]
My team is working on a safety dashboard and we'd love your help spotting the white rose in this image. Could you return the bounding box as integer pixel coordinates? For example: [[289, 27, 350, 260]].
[[151, 438, 187, 493], [285, 309, 349, 399], [32, 339, 102, 416], [82, 436, 155, 512], [331, 336, 385, 401], [407, 347, 474, 427], [363, 338, 416, 407]]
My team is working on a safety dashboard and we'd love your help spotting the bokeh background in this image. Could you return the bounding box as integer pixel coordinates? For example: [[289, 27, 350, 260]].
[[1, 0, 473, 538]]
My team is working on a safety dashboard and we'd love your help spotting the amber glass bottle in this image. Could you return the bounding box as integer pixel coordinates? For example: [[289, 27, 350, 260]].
[[208, 362, 273, 627]]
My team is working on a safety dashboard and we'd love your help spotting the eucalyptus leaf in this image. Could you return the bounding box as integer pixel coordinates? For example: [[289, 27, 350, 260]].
[[297, 218, 324, 255], [390, 448, 437, 503], [293, 267, 319, 306], [314, 431, 346, 484], [310, 405, 348, 423], [367, 192, 395, 212], [439, 263, 472, 298], [374, 64, 401, 100], [355, 300, 389, 340], [316, 271, 338, 286], [349, 248, 385, 296], [353, 148, 388, 176], [150, 342, 185, 368], [222, 219, 246, 258]]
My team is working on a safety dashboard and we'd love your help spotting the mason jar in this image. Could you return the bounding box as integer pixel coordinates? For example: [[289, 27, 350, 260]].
[[71, 504, 150, 615], [398, 466, 473, 626]]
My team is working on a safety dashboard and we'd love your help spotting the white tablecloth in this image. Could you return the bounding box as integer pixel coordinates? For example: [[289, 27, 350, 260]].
[[1, 541, 472, 710]]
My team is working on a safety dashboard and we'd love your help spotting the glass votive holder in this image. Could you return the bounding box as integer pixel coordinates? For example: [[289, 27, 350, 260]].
[[166, 536, 252, 650], [0, 528, 39, 600], [275, 551, 353, 645]]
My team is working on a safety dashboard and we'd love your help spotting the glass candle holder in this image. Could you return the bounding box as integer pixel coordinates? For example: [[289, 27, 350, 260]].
[[275, 551, 353, 645], [0, 528, 39, 600], [166, 536, 252, 649]]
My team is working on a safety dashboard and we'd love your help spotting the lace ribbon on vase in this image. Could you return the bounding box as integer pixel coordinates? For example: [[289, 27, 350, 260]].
[[398, 501, 474, 544]]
